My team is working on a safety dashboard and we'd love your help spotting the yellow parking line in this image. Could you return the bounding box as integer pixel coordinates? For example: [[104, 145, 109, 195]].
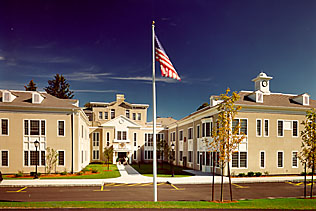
[[7, 187, 27, 193], [307, 183, 315, 186], [113, 183, 128, 186], [128, 183, 141, 186], [140, 183, 153, 186], [232, 184, 249, 189], [295, 182, 303, 186], [93, 185, 110, 192]]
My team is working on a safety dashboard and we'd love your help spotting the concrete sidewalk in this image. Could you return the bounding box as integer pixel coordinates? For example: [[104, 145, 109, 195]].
[[0, 164, 313, 187]]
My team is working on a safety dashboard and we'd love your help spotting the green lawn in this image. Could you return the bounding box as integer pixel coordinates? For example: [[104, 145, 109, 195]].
[[131, 163, 193, 177], [3, 164, 120, 179], [0, 198, 315, 209]]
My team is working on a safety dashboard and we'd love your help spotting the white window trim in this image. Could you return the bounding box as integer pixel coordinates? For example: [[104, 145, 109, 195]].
[[264, 119, 269, 137], [233, 118, 248, 137], [277, 120, 284, 137], [106, 132, 110, 146], [256, 119, 262, 137], [92, 150, 100, 160], [231, 151, 248, 169], [23, 119, 46, 137], [292, 120, 299, 138], [57, 150, 65, 167], [196, 124, 200, 138], [259, 150, 265, 169], [0, 150, 9, 167], [99, 112, 103, 120], [292, 151, 299, 168], [0, 118, 9, 136], [277, 151, 284, 168], [93, 132, 100, 147], [133, 132, 137, 147], [57, 120, 66, 137], [188, 127, 193, 140], [179, 130, 184, 141]]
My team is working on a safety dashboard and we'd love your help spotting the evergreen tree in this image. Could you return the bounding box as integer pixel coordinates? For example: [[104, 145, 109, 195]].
[[45, 74, 74, 99], [197, 102, 209, 111], [24, 80, 37, 91]]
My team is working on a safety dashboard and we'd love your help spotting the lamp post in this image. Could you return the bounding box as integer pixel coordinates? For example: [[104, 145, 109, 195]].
[[34, 140, 40, 179], [138, 146, 141, 169], [171, 143, 175, 177]]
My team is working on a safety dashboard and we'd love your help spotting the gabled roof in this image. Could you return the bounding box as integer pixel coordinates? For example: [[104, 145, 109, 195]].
[[0, 90, 78, 109]]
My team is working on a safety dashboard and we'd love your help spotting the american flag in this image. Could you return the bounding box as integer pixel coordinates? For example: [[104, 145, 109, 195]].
[[155, 35, 181, 81]]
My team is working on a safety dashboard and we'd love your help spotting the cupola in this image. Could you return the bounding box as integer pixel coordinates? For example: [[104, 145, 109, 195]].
[[252, 72, 273, 94]]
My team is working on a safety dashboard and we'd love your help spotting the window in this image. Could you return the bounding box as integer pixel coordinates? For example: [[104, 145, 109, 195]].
[[1, 119, 8, 135], [197, 151, 200, 164], [58, 151, 65, 165], [111, 109, 115, 119], [41, 151, 45, 166], [172, 132, 176, 141], [145, 150, 153, 160], [264, 119, 269, 137], [256, 119, 262, 136], [277, 151, 283, 168], [104, 112, 108, 120], [133, 113, 136, 120], [41, 121, 45, 136], [240, 119, 247, 135], [188, 151, 193, 162], [145, 133, 153, 146], [106, 132, 110, 146], [4, 92, 10, 102], [117, 131, 127, 140], [260, 151, 265, 168], [30, 120, 40, 135], [137, 113, 141, 121], [232, 152, 247, 168], [179, 130, 183, 141], [133, 133, 137, 146], [24, 120, 28, 135], [133, 150, 137, 160], [197, 125, 200, 138], [99, 112, 103, 119], [188, 128, 193, 139], [278, 120, 284, 137], [58, 120, 65, 136], [240, 152, 247, 168], [93, 132, 100, 146], [126, 110, 130, 118], [202, 122, 211, 137], [30, 151, 39, 165], [206, 152, 210, 166], [24, 151, 28, 166], [292, 152, 298, 167], [179, 151, 183, 161], [233, 119, 247, 135], [92, 150, 99, 160], [1, 151, 8, 166], [232, 152, 238, 168], [293, 121, 298, 137], [81, 125, 84, 138]]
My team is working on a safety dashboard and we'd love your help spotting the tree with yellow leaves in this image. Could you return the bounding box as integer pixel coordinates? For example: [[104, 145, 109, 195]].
[[300, 108, 316, 198], [207, 88, 246, 202]]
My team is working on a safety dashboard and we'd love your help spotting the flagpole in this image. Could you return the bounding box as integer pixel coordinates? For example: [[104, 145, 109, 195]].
[[152, 20, 158, 202]]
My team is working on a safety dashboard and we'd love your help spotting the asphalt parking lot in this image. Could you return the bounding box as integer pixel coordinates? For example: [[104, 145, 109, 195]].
[[1, 182, 314, 202]]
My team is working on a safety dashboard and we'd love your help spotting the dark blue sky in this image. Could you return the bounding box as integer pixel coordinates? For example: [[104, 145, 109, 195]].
[[0, 0, 315, 121]]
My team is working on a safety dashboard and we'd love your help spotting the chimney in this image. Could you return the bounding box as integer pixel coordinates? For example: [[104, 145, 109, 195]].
[[116, 94, 125, 103]]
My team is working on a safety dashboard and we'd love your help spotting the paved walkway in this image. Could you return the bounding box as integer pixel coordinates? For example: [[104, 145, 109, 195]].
[[0, 164, 313, 187]]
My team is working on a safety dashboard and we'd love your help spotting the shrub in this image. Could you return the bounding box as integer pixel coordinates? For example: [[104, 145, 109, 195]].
[[60, 170, 67, 175], [92, 169, 98, 173], [238, 173, 246, 177], [76, 171, 83, 175], [301, 172, 307, 176], [15, 170, 23, 177], [247, 171, 255, 177], [255, 172, 262, 177], [264, 171, 269, 176]]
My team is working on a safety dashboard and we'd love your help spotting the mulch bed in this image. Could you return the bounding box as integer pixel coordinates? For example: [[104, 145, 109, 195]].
[[6, 171, 99, 178]]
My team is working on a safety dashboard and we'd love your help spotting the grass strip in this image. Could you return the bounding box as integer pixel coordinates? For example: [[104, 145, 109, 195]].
[[0, 198, 315, 209]]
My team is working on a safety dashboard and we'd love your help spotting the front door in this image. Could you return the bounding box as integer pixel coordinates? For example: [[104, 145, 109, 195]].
[[118, 152, 127, 163], [200, 154, 203, 171]]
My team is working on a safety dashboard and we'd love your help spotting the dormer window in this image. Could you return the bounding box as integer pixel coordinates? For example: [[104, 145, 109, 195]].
[[292, 93, 309, 106], [2, 91, 16, 103], [256, 92, 263, 103], [303, 95, 309, 106], [4, 93, 10, 102], [32, 92, 44, 104]]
